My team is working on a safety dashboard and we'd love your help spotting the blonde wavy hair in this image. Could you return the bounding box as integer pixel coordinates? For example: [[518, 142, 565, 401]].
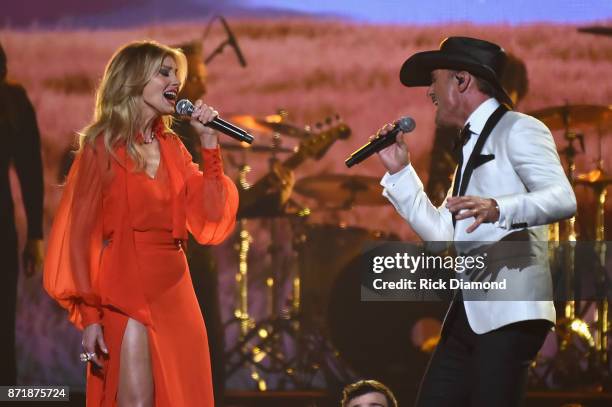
[[79, 40, 187, 169]]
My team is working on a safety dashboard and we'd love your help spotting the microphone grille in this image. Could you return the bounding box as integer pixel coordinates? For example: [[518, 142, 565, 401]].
[[397, 116, 416, 132], [176, 99, 194, 116]]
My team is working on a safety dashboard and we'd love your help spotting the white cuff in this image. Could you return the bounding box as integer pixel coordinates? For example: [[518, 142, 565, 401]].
[[380, 164, 413, 189], [494, 194, 518, 229]]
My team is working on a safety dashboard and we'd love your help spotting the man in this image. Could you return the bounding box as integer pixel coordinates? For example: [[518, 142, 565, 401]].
[[425, 52, 529, 206], [341, 379, 398, 407], [375, 37, 576, 406], [0, 41, 44, 384]]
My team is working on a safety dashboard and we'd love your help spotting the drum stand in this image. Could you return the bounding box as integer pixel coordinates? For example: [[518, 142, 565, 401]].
[[224, 132, 355, 391], [592, 173, 609, 372], [225, 210, 356, 390], [569, 132, 611, 384], [560, 129, 583, 319], [530, 128, 592, 388], [531, 126, 611, 390]]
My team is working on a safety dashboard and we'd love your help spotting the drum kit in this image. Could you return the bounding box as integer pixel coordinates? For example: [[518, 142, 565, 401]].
[[220, 110, 437, 392], [526, 102, 612, 390], [219, 99, 612, 392]]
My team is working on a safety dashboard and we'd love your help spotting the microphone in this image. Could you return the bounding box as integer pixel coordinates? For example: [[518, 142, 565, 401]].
[[176, 99, 254, 144], [220, 16, 247, 67], [345, 117, 415, 168]]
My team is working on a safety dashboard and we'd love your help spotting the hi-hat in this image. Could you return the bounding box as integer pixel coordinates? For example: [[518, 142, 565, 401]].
[[295, 174, 388, 207], [528, 105, 612, 131]]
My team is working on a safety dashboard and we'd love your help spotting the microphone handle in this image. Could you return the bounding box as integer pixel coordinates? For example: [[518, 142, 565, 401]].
[[345, 130, 399, 168], [205, 119, 254, 144], [212, 116, 248, 135]]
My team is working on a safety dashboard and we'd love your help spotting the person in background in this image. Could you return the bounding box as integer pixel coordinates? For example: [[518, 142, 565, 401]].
[[341, 379, 398, 407], [0, 41, 44, 385]]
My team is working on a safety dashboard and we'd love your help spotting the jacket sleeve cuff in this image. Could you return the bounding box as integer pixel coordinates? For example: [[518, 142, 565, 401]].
[[380, 164, 413, 189], [201, 147, 223, 179], [494, 194, 527, 230], [380, 164, 425, 212], [79, 303, 102, 327]]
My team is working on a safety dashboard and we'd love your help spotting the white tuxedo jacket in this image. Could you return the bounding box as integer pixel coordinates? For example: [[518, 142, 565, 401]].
[[381, 109, 577, 334]]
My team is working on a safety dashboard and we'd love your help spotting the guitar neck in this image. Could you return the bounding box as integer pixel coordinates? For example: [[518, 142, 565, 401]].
[[282, 149, 307, 170], [279, 123, 348, 170]]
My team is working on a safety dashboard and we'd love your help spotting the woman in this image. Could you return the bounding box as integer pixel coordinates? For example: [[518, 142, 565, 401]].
[[44, 40, 238, 406]]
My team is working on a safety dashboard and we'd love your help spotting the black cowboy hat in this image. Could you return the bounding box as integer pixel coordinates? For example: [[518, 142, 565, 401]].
[[399, 36, 513, 107]]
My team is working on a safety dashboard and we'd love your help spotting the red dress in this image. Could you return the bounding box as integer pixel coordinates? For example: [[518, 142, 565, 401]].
[[43, 122, 238, 406]]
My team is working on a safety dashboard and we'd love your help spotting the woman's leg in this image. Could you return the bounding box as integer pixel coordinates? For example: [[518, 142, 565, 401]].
[[117, 318, 154, 407]]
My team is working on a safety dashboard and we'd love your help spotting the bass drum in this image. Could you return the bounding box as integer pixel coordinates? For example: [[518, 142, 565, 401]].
[[297, 223, 398, 329], [329, 252, 448, 403], [297, 223, 448, 404]]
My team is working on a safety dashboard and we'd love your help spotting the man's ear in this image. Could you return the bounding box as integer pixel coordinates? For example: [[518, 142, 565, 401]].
[[455, 71, 470, 91]]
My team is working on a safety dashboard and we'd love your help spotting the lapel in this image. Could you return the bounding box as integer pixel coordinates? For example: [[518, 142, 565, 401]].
[[458, 104, 509, 196]]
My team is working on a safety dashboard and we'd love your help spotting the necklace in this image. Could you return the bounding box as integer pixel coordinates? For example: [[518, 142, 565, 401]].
[[142, 132, 155, 144]]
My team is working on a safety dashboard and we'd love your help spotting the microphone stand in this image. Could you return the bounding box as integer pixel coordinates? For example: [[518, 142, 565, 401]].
[[204, 38, 232, 65], [204, 15, 247, 67]]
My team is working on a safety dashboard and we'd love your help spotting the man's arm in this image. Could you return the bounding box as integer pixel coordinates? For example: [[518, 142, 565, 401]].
[[495, 116, 576, 229], [375, 123, 454, 242], [381, 164, 455, 241]]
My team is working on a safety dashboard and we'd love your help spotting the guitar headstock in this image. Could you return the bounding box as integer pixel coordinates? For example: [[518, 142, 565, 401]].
[[298, 115, 351, 161]]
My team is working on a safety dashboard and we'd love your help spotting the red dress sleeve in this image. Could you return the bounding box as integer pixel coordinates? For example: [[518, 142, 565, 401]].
[[43, 143, 104, 330], [180, 142, 238, 244]]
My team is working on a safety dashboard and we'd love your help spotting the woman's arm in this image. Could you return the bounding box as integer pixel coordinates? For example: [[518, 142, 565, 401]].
[[178, 140, 239, 244], [43, 142, 105, 330]]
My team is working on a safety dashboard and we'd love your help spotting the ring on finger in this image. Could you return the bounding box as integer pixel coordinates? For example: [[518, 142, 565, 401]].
[[79, 352, 96, 363]]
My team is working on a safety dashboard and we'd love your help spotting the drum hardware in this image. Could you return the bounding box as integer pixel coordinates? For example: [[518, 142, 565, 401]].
[[530, 104, 592, 322], [237, 116, 352, 219], [529, 104, 612, 133], [229, 111, 311, 139], [529, 103, 612, 390], [294, 174, 388, 209], [225, 114, 354, 390], [235, 161, 253, 339], [575, 169, 612, 369], [220, 142, 294, 154], [562, 130, 583, 321]]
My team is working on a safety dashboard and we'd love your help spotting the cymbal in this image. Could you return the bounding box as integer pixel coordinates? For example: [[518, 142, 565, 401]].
[[575, 169, 612, 187], [528, 104, 612, 131], [578, 26, 612, 37], [229, 114, 309, 138], [256, 120, 310, 138], [295, 174, 388, 207], [220, 142, 293, 153]]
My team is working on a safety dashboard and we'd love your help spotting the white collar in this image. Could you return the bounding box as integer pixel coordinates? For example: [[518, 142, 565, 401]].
[[464, 98, 500, 135]]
